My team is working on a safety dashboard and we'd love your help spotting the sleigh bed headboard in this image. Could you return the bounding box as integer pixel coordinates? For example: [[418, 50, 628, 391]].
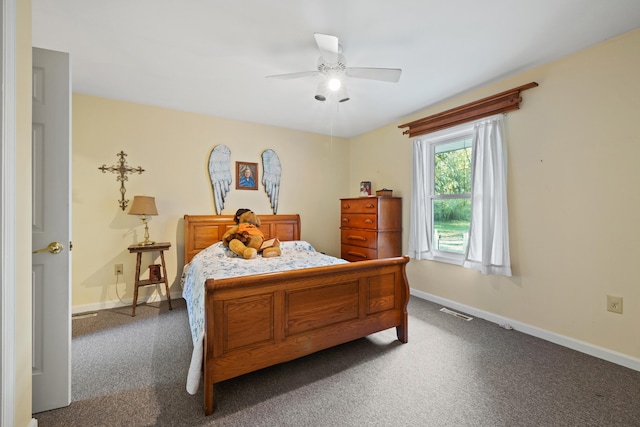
[[183, 214, 301, 264]]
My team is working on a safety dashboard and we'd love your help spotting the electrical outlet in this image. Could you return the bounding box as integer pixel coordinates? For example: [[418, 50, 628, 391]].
[[114, 264, 123, 275], [607, 295, 623, 314]]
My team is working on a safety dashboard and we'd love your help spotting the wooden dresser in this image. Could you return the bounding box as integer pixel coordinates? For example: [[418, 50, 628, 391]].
[[340, 196, 402, 262]]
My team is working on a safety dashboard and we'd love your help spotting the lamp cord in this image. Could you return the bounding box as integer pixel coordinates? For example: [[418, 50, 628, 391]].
[[114, 273, 126, 305]]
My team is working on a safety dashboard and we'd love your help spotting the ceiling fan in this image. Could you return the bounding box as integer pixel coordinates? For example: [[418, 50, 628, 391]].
[[266, 33, 402, 103]]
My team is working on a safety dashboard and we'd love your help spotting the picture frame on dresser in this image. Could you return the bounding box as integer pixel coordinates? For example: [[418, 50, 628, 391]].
[[359, 181, 371, 196]]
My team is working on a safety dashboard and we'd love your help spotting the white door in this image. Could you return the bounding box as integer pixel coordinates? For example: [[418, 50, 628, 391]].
[[31, 47, 72, 413]]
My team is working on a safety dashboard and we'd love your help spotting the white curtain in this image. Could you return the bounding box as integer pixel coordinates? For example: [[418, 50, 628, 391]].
[[407, 138, 434, 260], [462, 114, 512, 276]]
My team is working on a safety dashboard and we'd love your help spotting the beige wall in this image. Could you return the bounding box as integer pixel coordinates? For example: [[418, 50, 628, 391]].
[[16, 0, 33, 425], [72, 96, 349, 309], [350, 28, 640, 361]]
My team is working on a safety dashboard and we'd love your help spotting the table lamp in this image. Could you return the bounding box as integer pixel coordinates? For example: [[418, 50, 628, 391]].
[[128, 195, 158, 245]]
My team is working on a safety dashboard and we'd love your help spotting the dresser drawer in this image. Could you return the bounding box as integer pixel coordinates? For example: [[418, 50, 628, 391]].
[[340, 214, 377, 229], [341, 244, 377, 262], [340, 228, 377, 249], [340, 198, 378, 214]]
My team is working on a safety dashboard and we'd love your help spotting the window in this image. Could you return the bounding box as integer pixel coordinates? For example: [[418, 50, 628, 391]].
[[427, 126, 473, 262], [432, 135, 472, 257]]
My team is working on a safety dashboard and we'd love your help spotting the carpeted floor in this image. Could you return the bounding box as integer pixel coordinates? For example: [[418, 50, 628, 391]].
[[34, 297, 640, 426]]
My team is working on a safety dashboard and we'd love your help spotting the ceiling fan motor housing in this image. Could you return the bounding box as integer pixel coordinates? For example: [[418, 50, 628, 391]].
[[317, 54, 346, 76]]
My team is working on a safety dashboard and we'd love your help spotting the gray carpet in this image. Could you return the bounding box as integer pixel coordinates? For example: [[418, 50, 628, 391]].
[[34, 297, 640, 426]]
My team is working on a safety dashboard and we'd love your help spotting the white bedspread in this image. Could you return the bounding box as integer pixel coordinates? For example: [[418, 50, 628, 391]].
[[181, 241, 347, 394]]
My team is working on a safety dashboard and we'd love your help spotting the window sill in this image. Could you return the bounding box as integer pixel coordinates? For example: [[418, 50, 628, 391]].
[[432, 251, 464, 266]]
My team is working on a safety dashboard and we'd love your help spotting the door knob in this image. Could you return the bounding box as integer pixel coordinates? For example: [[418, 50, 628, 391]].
[[33, 241, 63, 254]]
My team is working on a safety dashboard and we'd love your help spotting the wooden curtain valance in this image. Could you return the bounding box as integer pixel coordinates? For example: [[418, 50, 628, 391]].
[[398, 82, 538, 138]]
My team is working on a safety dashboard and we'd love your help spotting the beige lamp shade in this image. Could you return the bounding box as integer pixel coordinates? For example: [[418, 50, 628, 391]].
[[128, 196, 158, 245], [128, 196, 158, 216]]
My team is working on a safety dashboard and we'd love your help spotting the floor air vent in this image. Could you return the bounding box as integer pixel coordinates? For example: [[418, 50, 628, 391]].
[[439, 307, 473, 321]]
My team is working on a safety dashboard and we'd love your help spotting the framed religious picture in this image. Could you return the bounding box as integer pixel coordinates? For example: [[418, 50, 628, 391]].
[[236, 162, 258, 190], [360, 181, 372, 196]]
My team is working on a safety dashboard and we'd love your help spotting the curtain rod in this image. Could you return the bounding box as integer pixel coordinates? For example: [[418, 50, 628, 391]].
[[398, 82, 538, 138]]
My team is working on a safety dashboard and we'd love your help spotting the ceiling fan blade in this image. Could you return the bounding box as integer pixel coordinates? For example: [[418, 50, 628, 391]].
[[345, 67, 402, 83], [313, 33, 340, 63], [266, 71, 319, 80]]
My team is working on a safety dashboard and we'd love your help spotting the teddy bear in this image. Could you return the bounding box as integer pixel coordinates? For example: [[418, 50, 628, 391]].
[[221, 209, 281, 259]]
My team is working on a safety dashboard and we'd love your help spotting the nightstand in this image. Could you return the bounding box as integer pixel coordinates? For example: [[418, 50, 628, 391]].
[[127, 242, 173, 317]]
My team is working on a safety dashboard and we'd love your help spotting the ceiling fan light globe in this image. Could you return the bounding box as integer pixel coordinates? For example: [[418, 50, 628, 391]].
[[315, 81, 329, 101], [337, 86, 350, 103], [328, 78, 341, 91]]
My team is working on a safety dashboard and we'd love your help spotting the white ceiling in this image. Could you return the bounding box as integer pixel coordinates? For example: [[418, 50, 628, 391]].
[[32, 1, 640, 138]]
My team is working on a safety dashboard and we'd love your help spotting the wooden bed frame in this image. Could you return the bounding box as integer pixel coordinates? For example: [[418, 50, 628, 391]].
[[183, 214, 410, 415]]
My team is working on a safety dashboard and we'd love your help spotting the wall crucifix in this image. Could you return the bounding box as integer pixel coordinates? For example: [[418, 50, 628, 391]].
[[99, 151, 145, 211]]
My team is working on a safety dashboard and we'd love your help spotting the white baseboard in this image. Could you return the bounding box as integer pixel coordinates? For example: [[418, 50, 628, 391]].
[[29, 418, 38, 427], [72, 290, 183, 314], [410, 288, 640, 372]]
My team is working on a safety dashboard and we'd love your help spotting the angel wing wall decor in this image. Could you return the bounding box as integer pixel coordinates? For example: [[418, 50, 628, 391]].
[[261, 149, 281, 214], [208, 145, 232, 215]]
